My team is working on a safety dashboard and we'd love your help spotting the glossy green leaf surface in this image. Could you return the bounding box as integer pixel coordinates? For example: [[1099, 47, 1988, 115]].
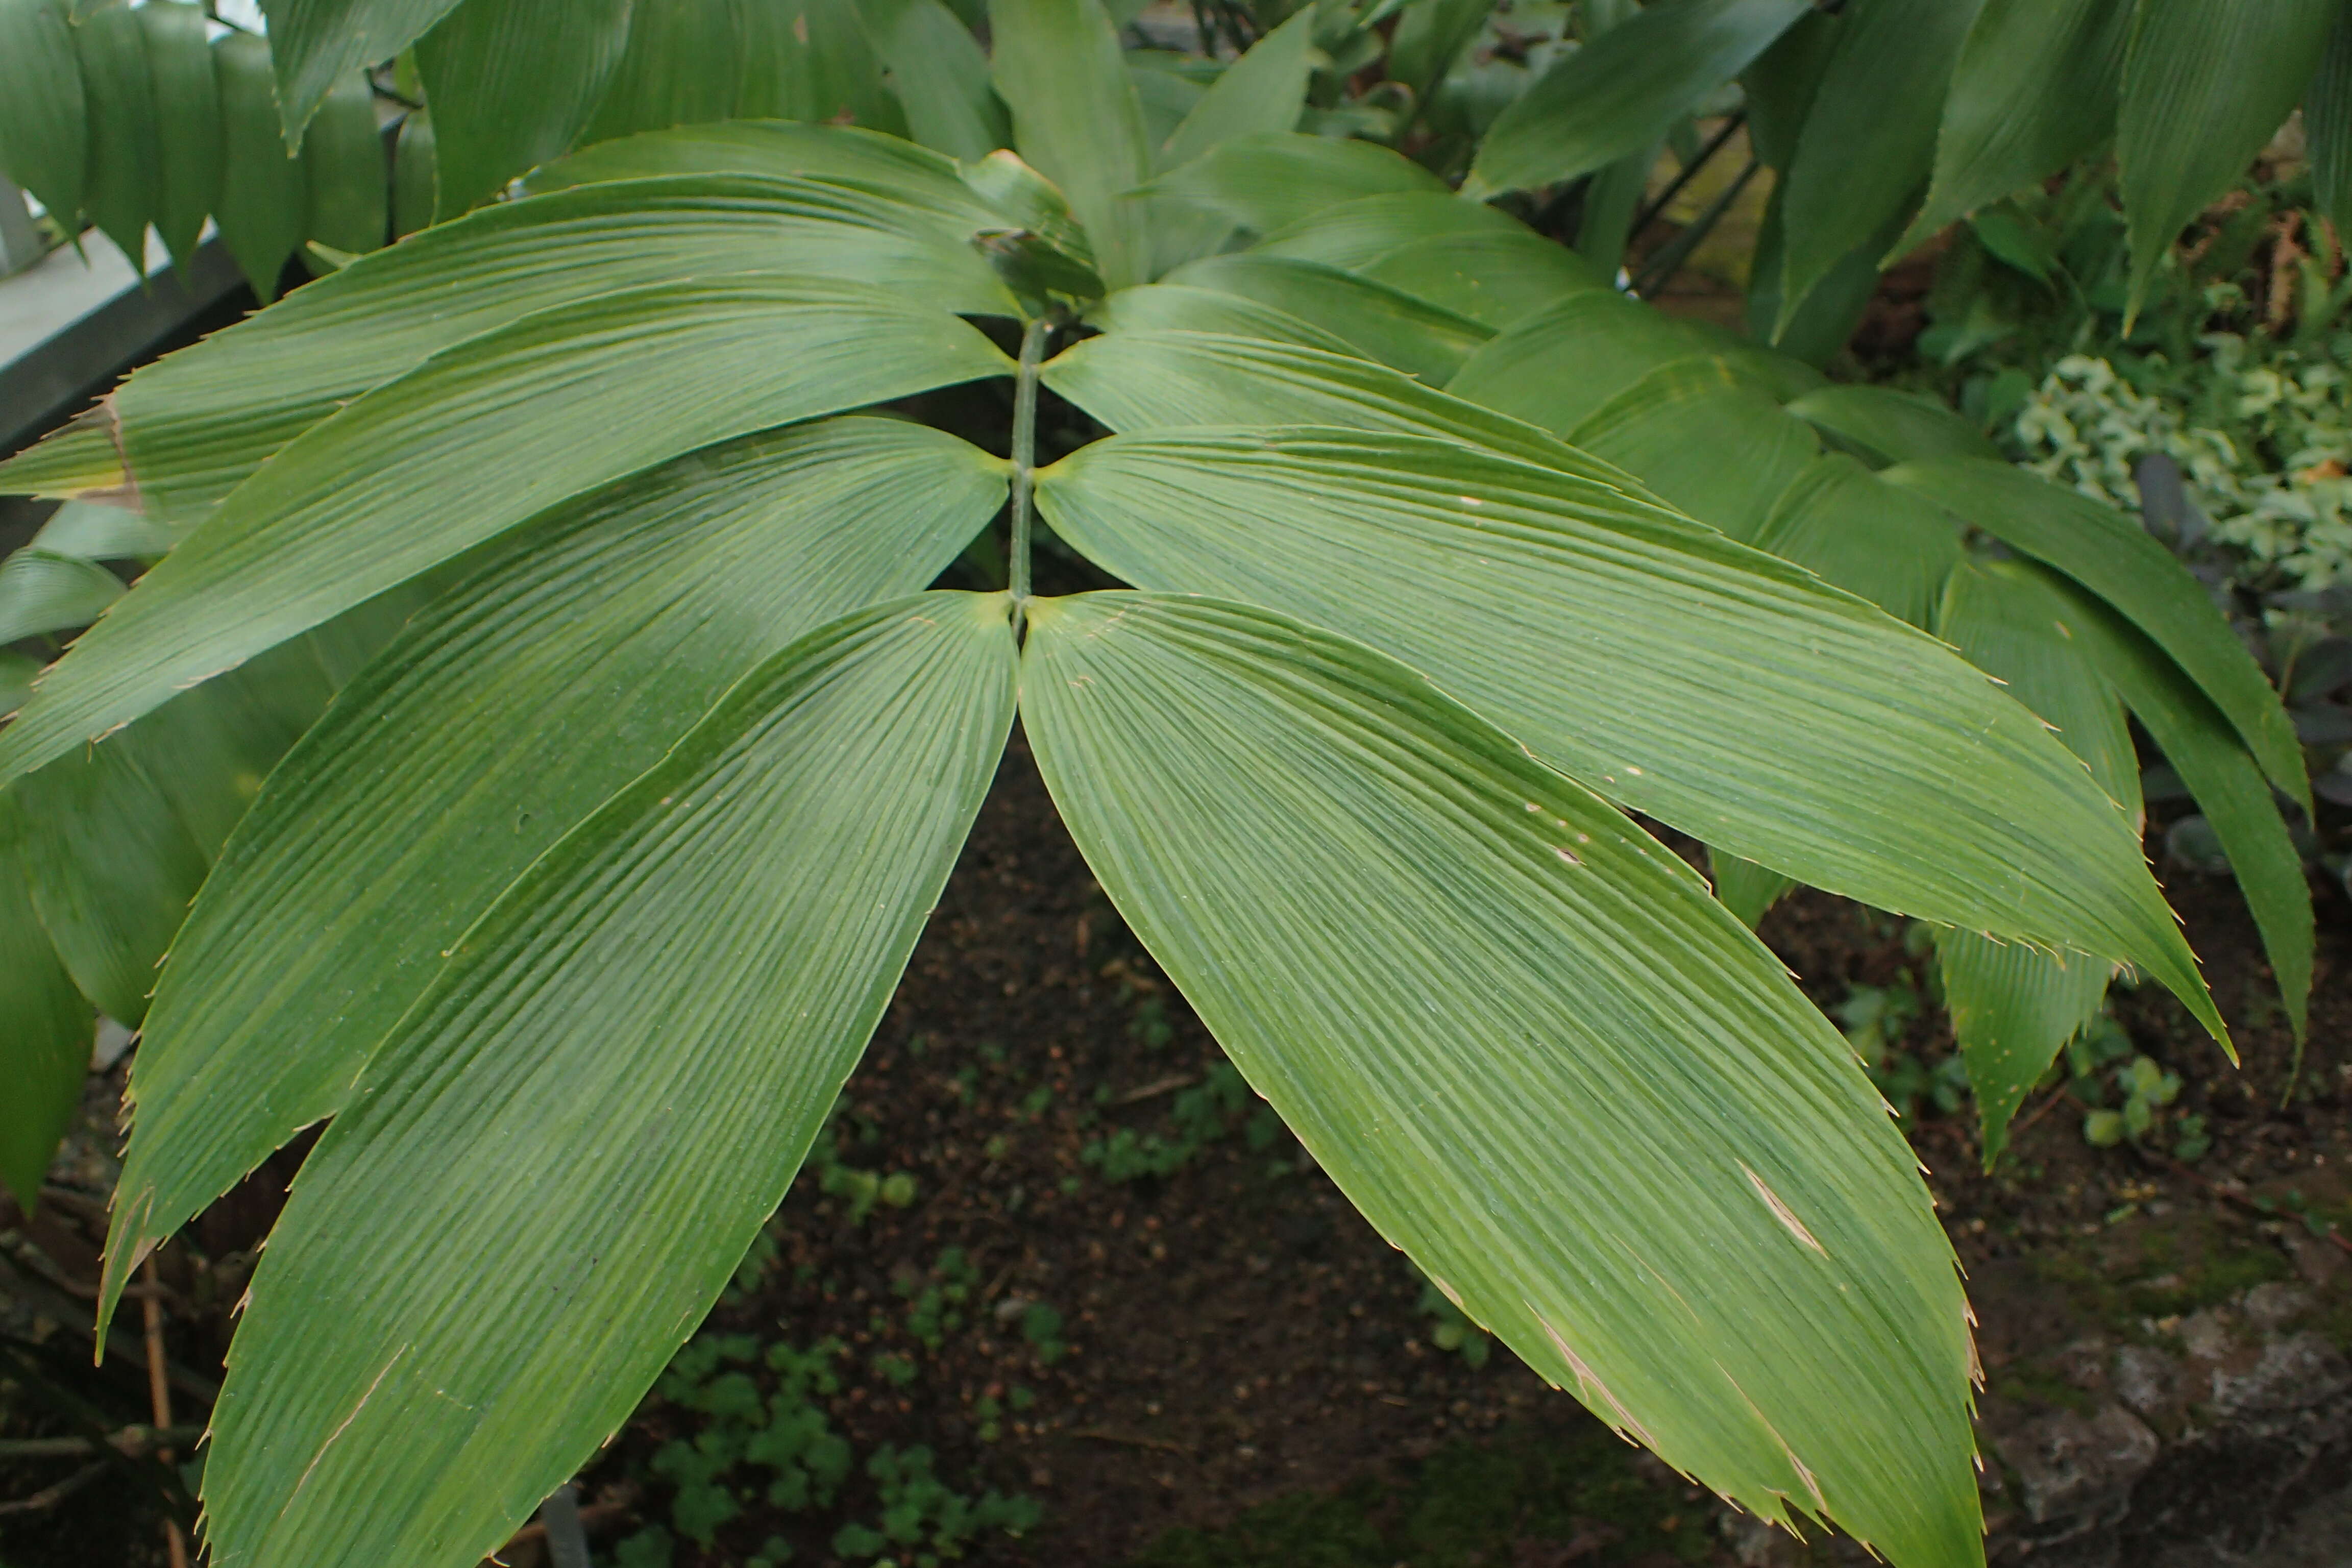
[[756, 0, 908, 133], [1776, 0, 1980, 327], [2118, 0, 2336, 320], [1021, 592, 1979, 1566], [415, 0, 631, 218], [1934, 561, 2138, 1161], [136, 1, 222, 268], [213, 32, 308, 303], [0, 0, 85, 227], [105, 418, 1006, 1320], [1160, 255, 1491, 383], [301, 69, 387, 260], [86, 175, 1015, 523], [1449, 289, 1822, 438], [1135, 131, 1447, 236], [0, 851, 91, 1209], [1041, 327, 1657, 497], [1898, 0, 2132, 254], [0, 277, 1011, 785], [862, 0, 1008, 160], [1750, 454, 1965, 629], [1035, 431, 2209, 1008], [2028, 567, 2313, 1043], [1468, 0, 1809, 197], [1882, 457, 2308, 814], [1784, 384, 1999, 467], [193, 593, 1013, 1568], [77, 5, 161, 265], [258, 0, 464, 142], [1566, 359, 1820, 542], [991, 0, 1152, 289], [0, 548, 124, 641]]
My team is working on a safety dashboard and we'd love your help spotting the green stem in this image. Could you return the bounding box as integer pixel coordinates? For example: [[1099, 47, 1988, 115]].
[[1008, 315, 1050, 624]]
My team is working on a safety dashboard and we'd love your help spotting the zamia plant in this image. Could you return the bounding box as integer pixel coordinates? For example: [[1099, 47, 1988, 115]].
[[0, 3, 2309, 1567], [0, 0, 398, 298]]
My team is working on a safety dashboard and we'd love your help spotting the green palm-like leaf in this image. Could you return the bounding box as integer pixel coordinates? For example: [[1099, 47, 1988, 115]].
[[1933, 561, 2138, 1161], [136, 0, 222, 270], [0, 0, 85, 229], [1158, 255, 1492, 383], [1782, 384, 1999, 467], [1133, 130, 1448, 237], [0, 851, 93, 1210], [2025, 567, 2314, 1043], [16, 170, 1013, 523], [990, 0, 1152, 288], [0, 548, 124, 641], [1022, 592, 1979, 1567], [2309, 6, 2352, 242], [259, 0, 465, 144], [1882, 457, 2308, 814], [77, 4, 163, 265], [1449, 289, 1824, 435], [862, 0, 1009, 160], [2117, 0, 2335, 322], [0, 276, 1011, 784], [301, 69, 387, 260], [1565, 359, 1821, 541], [1041, 326, 1651, 496], [213, 31, 309, 303], [521, 118, 993, 209], [1035, 429, 2210, 1020], [1896, 0, 2133, 256], [413, 0, 631, 219], [4, 605, 410, 1028], [199, 592, 1014, 1568], [1750, 453, 1965, 629], [101, 418, 1008, 1321], [1468, 0, 1810, 198], [580, 0, 752, 142], [1774, 0, 1978, 332], [1086, 283, 1370, 356]]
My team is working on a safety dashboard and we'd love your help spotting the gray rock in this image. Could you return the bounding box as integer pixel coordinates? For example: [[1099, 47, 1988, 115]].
[[2181, 1307, 2237, 1362], [2242, 1283, 2316, 1335], [2212, 1334, 2352, 1422], [2001, 1404, 2160, 1531], [2114, 1343, 2184, 1422]]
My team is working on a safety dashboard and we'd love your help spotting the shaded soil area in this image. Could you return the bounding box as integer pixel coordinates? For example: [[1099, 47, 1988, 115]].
[[4, 739, 2349, 1568]]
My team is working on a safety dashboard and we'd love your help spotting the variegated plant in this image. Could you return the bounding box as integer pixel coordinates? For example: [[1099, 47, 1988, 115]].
[[0, 4, 2317, 1567]]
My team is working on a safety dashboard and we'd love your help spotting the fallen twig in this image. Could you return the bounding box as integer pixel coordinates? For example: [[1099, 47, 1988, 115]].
[[1111, 1074, 1197, 1107], [0, 1460, 108, 1515], [0, 1424, 202, 1461], [1068, 1427, 1191, 1455]]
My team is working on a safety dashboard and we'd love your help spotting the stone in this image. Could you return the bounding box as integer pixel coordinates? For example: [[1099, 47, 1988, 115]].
[[2113, 1343, 2184, 1422], [2000, 1404, 2160, 1530], [2241, 1282, 2314, 1334], [2210, 1332, 2352, 1421], [2179, 1308, 2236, 1362]]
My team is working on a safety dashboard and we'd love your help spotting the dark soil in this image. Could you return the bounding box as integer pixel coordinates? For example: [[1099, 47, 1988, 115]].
[[5, 733, 2348, 1568]]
